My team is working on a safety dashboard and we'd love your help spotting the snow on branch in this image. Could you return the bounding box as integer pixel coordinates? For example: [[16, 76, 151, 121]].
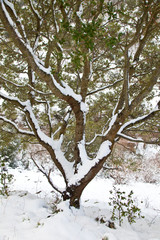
[[28, 0, 41, 21], [75, 2, 85, 24], [28, 0, 43, 51], [0, 75, 53, 96], [117, 132, 160, 145], [2, 0, 27, 42], [0, 90, 73, 180], [87, 79, 123, 96], [86, 133, 103, 145], [0, 76, 51, 98], [0, 91, 52, 144], [50, 108, 72, 141], [24, 102, 74, 179], [0, 0, 83, 106], [69, 140, 112, 186], [27, 84, 53, 96], [118, 107, 160, 135], [0, 116, 35, 136], [0, 91, 28, 107], [0, 75, 24, 88]]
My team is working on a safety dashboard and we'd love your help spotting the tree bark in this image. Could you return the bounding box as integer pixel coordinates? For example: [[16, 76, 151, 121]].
[[63, 147, 113, 208]]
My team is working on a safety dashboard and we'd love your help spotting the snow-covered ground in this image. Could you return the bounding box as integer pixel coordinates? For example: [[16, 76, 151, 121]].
[[0, 168, 160, 240]]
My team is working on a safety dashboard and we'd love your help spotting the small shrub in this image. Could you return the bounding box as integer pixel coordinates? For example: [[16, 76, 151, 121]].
[[36, 221, 44, 228], [95, 216, 107, 224], [0, 141, 20, 169], [102, 237, 109, 240], [51, 193, 62, 215], [109, 186, 144, 226], [0, 159, 13, 196]]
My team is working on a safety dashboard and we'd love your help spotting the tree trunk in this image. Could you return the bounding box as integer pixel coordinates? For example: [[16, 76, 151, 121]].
[[62, 151, 113, 208], [62, 185, 83, 208]]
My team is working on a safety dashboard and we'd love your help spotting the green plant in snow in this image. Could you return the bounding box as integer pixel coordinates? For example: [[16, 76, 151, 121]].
[[102, 237, 109, 240], [0, 142, 20, 169], [109, 186, 144, 226], [0, 159, 13, 196], [36, 221, 44, 228]]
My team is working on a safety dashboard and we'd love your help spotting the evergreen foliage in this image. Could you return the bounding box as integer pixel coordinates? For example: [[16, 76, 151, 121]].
[[109, 186, 144, 226], [0, 158, 13, 196]]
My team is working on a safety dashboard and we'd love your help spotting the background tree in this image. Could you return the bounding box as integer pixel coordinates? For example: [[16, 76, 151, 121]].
[[0, 0, 160, 208]]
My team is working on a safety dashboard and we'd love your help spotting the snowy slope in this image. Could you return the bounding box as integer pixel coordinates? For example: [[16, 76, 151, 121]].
[[0, 168, 160, 240]]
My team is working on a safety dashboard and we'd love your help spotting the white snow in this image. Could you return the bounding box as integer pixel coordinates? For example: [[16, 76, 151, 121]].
[[28, 0, 41, 20], [0, 94, 74, 180], [57, 42, 63, 52], [80, 101, 88, 112], [76, 3, 84, 24], [0, 116, 34, 136], [1, 0, 83, 105], [78, 140, 90, 163], [0, 167, 160, 240], [69, 140, 112, 186], [104, 114, 118, 135], [60, 80, 82, 102], [1, 0, 27, 42], [118, 107, 159, 135], [96, 140, 112, 160]]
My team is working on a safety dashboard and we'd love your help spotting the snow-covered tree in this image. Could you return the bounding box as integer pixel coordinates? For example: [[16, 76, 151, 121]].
[[0, 0, 160, 207]]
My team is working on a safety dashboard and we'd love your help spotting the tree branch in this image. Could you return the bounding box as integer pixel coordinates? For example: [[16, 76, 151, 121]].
[[87, 78, 123, 96], [80, 56, 91, 101], [30, 154, 63, 194], [28, 0, 42, 50], [133, 5, 160, 62], [46, 100, 53, 138], [117, 133, 160, 145], [0, 90, 71, 183], [115, 48, 130, 113], [118, 107, 160, 135], [129, 63, 160, 111], [0, 0, 82, 108], [0, 116, 35, 136], [3, 0, 27, 42]]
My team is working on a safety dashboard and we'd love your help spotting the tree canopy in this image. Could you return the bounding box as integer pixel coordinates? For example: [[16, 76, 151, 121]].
[[0, 0, 160, 207]]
